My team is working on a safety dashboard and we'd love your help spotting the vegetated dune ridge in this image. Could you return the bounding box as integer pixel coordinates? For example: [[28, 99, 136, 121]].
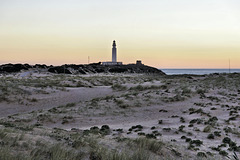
[[0, 63, 166, 75], [0, 70, 239, 160]]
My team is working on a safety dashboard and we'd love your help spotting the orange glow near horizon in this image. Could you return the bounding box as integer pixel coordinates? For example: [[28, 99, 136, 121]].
[[1, 1, 240, 68]]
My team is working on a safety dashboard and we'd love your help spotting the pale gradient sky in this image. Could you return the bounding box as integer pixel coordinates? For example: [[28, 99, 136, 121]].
[[1, 0, 240, 68]]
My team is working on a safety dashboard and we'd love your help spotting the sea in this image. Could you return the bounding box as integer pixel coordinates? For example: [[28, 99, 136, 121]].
[[161, 69, 240, 75]]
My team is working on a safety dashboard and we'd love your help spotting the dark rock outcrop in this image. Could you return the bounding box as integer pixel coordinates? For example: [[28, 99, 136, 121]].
[[109, 67, 128, 73], [48, 63, 165, 75], [0, 64, 30, 73], [0, 63, 165, 75]]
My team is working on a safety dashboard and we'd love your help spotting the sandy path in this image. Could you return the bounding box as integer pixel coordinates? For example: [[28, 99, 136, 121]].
[[0, 86, 113, 117], [63, 96, 200, 130]]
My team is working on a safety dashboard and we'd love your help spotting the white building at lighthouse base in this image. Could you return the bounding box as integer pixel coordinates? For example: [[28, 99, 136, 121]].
[[102, 62, 122, 65]]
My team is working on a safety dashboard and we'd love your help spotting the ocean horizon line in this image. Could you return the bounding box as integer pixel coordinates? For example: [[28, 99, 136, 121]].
[[161, 68, 240, 75]]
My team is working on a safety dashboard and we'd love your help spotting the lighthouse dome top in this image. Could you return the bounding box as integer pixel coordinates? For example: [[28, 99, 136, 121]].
[[113, 40, 116, 46]]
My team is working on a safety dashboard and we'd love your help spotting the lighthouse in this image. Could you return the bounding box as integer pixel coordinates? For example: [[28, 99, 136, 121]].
[[102, 40, 122, 65], [112, 40, 117, 62]]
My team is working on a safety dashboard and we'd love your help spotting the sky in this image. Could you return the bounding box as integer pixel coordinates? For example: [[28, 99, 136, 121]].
[[0, 0, 240, 68]]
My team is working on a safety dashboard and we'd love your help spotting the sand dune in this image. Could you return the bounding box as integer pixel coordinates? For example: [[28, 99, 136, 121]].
[[0, 72, 239, 160]]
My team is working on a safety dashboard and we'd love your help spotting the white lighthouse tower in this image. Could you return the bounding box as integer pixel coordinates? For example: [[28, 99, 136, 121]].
[[102, 40, 122, 65], [112, 40, 117, 62]]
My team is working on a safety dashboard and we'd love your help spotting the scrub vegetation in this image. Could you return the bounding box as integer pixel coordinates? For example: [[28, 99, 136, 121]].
[[0, 72, 240, 159]]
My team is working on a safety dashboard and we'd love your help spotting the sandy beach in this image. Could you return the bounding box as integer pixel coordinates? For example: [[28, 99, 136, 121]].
[[0, 71, 239, 160]]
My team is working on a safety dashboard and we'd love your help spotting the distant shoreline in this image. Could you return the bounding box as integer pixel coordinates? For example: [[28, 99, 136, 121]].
[[161, 68, 240, 75]]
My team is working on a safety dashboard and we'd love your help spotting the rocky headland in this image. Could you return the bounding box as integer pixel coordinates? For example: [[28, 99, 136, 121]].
[[0, 63, 165, 75]]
